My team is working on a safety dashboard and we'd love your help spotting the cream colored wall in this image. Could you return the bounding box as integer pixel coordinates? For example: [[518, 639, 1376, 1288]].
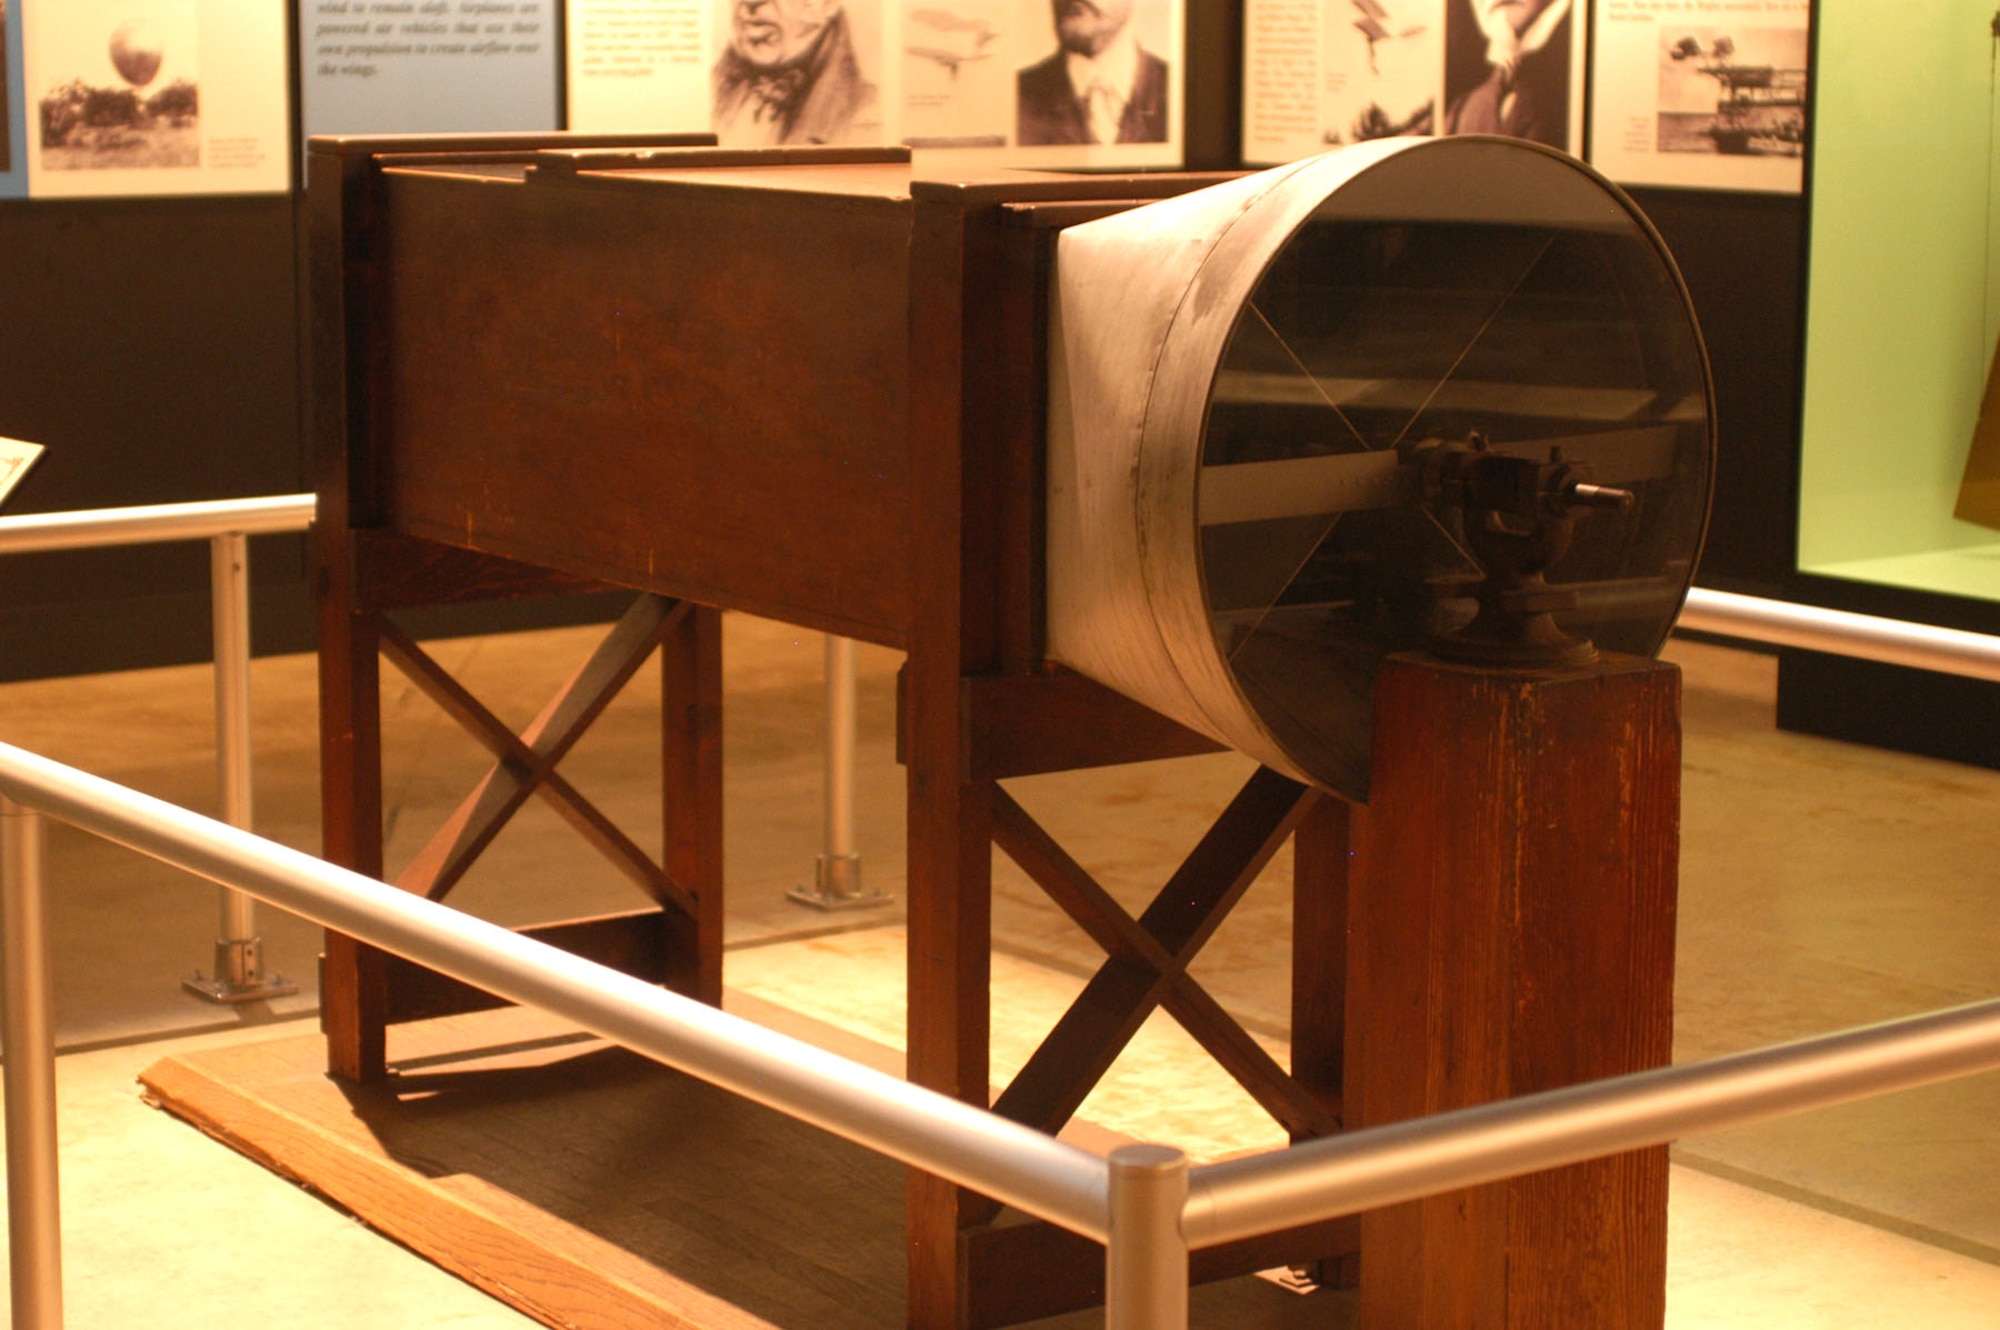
[[1797, 0, 2000, 590]]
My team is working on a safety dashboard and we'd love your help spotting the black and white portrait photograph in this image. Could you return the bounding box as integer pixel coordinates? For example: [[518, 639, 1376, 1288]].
[[1657, 26, 1807, 158], [713, 0, 884, 145], [37, 3, 200, 171], [1016, 0, 1170, 145], [1320, 0, 1440, 145], [1443, 0, 1571, 149]]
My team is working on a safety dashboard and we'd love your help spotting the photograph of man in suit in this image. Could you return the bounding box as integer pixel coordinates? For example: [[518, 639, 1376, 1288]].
[[1444, 0, 1570, 148], [713, 0, 879, 145], [1016, 0, 1168, 146]]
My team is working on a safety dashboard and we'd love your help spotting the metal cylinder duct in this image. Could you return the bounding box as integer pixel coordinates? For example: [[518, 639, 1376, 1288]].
[[1046, 137, 1714, 802]]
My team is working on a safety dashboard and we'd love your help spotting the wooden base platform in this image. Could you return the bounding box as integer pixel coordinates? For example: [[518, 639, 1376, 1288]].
[[140, 1001, 1346, 1329]]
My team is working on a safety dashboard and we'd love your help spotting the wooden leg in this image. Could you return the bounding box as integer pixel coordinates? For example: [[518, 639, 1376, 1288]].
[[1292, 795, 1360, 1291], [318, 595, 388, 1084], [661, 603, 724, 1004], [320, 592, 716, 1078], [1351, 653, 1679, 1329], [1291, 795, 1350, 1134], [377, 599, 686, 906], [904, 770, 993, 1330], [987, 771, 1331, 1141]]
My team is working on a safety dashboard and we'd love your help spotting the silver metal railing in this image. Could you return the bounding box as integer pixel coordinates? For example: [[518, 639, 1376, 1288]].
[[0, 494, 314, 1004], [0, 558, 1993, 1323], [1, 795, 60, 1330], [0, 743, 1107, 1330], [1182, 997, 2000, 1248], [0, 492, 879, 940], [4, 738, 2000, 1327], [790, 633, 892, 911], [1678, 586, 2000, 684]]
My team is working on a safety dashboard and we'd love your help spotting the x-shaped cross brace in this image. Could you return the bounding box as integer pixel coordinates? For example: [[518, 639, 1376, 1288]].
[[987, 765, 1343, 1147], [375, 594, 697, 918]]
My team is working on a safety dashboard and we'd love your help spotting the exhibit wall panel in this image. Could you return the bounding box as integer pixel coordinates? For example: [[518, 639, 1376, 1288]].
[[0, 193, 312, 678], [0, 0, 23, 197], [0, 0, 1852, 681], [1796, 1, 2000, 602], [20, 1, 292, 198], [1632, 185, 1804, 598], [300, 0, 561, 141]]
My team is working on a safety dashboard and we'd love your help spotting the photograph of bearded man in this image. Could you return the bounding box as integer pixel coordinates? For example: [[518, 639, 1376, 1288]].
[[1016, 0, 1168, 145], [713, 0, 880, 145]]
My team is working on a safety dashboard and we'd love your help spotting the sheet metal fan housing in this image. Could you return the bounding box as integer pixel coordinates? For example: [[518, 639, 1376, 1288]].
[[1045, 136, 1714, 801]]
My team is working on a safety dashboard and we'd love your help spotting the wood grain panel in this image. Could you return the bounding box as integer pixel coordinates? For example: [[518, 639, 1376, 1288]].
[[1350, 652, 1679, 1330], [376, 169, 915, 646]]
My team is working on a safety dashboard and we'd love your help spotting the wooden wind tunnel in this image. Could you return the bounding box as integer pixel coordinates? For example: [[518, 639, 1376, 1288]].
[[295, 132, 1712, 1328]]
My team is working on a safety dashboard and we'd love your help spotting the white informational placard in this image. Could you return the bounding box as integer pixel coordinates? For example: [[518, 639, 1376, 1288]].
[[0, 0, 24, 197], [1586, 0, 1807, 193], [22, 0, 289, 198], [0, 437, 43, 509], [566, 0, 1183, 168], [1241, 0, 1585, 166], [300, 0, 560, 141]]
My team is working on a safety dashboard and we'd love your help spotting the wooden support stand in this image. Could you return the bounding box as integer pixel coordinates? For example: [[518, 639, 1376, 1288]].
[[1350, 651, 1680, 1330], [302, 136, 1683, 1329]]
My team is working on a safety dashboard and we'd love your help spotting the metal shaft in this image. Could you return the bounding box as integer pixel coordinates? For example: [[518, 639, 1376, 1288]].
[[1, 798, 63, 1330], [0, 493, 313, 555], [825, 633, 857, 867], [1186, 993, 2000, 1249], [1678, 587, 2000, 685], [1106, 1145, 1188, 1330], [183, 533, 295, 1003], [0, 742, 1106, 1241], [211, 533, 256, 974], [788, 635, 885, 910]]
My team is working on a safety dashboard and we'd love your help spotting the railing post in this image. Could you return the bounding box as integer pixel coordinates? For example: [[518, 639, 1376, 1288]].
[[2, 796, 64, 1330], [183, 531, 296, 1003], [788, 634, 891, 911], [1105, 1144, 1188, 1330]]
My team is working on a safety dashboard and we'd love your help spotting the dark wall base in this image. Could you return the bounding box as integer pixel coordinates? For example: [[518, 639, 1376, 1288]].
[[0, 581, 314, 683], [0, 582, 633, 684], [1776, 648, 2000, 772]]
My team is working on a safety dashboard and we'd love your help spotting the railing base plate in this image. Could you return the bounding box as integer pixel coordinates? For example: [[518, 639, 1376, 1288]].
[[182, 972, 301, 1004], [785, 883, 895, 913]]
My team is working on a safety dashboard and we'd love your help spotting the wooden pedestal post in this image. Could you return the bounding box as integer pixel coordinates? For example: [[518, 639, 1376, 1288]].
[[1350, 651, 1679, 1330]]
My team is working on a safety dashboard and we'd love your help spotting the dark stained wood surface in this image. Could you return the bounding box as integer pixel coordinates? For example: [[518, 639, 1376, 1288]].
[[146, 1006, 909, 1330], [379, 598, 689, 907], [381, 911, 673, 1024], [374, 167, 915, 646], [351, 531, 618, 609], [531, 144, 912, 179], [961, 1214, 1358, 1329], [142, 1003, 1351, 1330], [1290, 797, 1350, 1133], [309, 140, 1679, 1329], [315, 519, 388, 1084], [1350, 652, 1679, 1330], [986, 773, 1337, 1142], [310, 142, 1258, 1322], [661, 604, 726, 1004], [900, 186, 1003, 1326], [959, 670, 1225, 781]]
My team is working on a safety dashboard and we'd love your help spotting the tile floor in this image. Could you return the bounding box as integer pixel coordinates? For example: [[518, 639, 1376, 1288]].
[[0, 610, 1995, 1325]]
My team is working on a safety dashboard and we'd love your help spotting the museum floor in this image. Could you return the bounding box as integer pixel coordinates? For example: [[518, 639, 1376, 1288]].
[[0, 613, 1996, 1327]]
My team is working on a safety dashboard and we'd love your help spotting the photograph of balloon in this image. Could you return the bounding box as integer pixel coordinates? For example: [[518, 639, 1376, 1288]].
[[36, 3, 199, 170]]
